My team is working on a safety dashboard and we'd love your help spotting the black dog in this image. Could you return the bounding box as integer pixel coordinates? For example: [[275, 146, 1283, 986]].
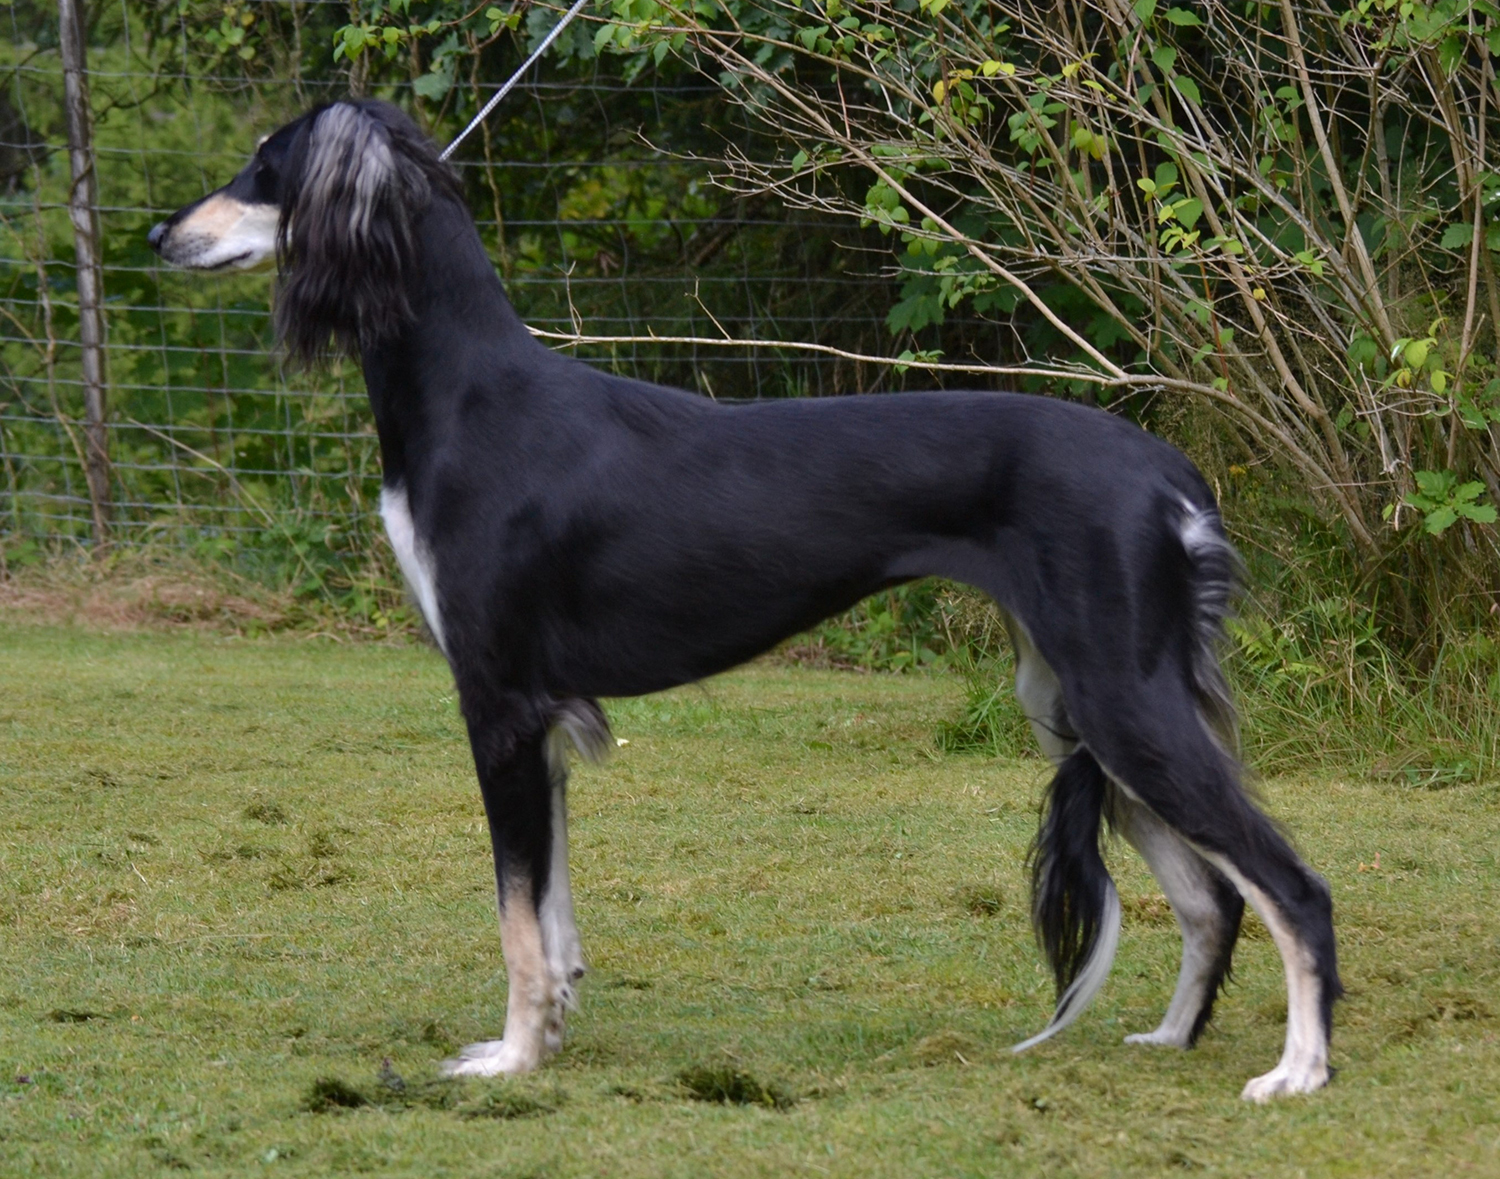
[[148, 100, 1339, 1099]]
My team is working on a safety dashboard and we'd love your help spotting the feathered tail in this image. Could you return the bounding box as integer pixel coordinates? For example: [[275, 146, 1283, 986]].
[[1013, 747, 1121, 1052]]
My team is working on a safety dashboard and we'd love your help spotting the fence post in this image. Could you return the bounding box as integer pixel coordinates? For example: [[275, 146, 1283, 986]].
[[57, 0, 111, 548]]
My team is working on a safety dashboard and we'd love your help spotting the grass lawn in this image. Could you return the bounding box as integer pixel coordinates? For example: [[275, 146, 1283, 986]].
[[0, 621, 1497, 1177]]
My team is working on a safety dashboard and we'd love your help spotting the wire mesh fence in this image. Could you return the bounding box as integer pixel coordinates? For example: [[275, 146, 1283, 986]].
[[0, 1, 1014, 579]]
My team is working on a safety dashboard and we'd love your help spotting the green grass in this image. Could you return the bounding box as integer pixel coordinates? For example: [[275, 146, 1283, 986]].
[[0, 623, 1497, 1177]]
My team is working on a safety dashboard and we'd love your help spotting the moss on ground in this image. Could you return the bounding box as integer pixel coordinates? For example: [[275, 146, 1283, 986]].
[[0, 622, 1496, 1176]]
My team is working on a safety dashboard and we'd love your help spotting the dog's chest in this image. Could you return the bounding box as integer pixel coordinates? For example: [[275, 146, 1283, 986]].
[[380, 484, 448, 655]]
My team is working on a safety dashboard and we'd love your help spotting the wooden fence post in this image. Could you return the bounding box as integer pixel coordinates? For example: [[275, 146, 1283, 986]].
[[57, 0, 111, 548]]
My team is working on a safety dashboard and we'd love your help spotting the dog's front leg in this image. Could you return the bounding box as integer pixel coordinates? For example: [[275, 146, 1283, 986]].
[[442, 725, 574, 1077]]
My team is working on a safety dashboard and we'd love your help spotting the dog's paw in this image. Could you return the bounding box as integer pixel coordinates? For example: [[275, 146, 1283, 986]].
[[1124, 1029, 1190, 1049], [438, 1039, 539, 1078], [1240, 1061, 1330, 1102]]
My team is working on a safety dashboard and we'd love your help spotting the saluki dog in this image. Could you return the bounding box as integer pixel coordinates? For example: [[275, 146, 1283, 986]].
[[148, 100, 1340, 1100]]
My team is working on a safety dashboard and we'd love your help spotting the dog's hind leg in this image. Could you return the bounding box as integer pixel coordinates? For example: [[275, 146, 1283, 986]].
[[1011, 616, 1244, 1053], [442, 723, 572, 1077], [1113, 794, 1243, 1048], [1077, 696, 1340, 1100], [1203, 843, 1338, 1101]]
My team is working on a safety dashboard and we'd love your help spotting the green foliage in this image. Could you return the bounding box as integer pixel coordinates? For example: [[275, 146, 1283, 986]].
[[1402, 470, 1497, 536], [2, 10, 383, 553], [935, 652, 1036, 759], [788, 581, 981, 672], [1218, 474, 1500, 778]]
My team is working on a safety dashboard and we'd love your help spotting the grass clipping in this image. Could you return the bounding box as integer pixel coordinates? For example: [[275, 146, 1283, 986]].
[[676, 1064, 795, 1111], [300, 1069, 557, 1120]]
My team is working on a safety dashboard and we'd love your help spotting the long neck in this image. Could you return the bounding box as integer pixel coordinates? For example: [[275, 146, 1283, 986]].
[[360, 194, 553, 487]]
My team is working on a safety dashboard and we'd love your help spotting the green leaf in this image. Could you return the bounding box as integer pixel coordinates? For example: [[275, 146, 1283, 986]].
[[1173, 75, 1201, 106], [1347, 334, 1380, 369], [1413, 469, 1453, 498], [892, 346, 944, 373], [1441, 222, 1475, 250], [1134, 0, 1158, 19], [336, 23, 368, 61], [1459, 503, 1498, 524], [1439, 32, 1464, 73], [1151, 45, 1178, 73], [1422, 505, 1458, 535], [1458, 397, 1490, 430], [1174, 197, 1203, 229], [1164, 7, 1203, 24], [412, 69, 452, 100]]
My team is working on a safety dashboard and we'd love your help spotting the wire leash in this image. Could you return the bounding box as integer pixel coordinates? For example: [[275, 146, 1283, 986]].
[[439, 0, 591, 162]]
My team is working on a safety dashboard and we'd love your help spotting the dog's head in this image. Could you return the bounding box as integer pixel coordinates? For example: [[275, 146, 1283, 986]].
[[148, 100, 456, 365]]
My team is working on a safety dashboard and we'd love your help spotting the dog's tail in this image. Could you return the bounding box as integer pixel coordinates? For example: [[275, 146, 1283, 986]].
[[547, 697, 614, 764], [1013, 746, 1121, 1053], [1178, 501, 1243, 752]]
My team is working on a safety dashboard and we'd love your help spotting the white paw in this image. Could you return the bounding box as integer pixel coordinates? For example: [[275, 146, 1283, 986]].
[[438, 1038, 539, 1078], [1124, 1029, 1190, 1048], [1240, 1061, 1330, 1102]]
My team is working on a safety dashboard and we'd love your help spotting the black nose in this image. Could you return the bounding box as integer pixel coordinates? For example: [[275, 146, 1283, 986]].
[[147, 221, 167, 252]]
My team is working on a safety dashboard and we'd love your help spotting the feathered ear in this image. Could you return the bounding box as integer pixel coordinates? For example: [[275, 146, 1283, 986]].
[[274, 103, 432, 367]]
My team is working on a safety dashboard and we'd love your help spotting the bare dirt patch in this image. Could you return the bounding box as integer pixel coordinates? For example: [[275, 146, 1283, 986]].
[[0, 562, 287, 633]]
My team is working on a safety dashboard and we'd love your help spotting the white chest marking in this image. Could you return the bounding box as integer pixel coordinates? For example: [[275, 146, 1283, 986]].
[[380, 484, 447, 656]]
